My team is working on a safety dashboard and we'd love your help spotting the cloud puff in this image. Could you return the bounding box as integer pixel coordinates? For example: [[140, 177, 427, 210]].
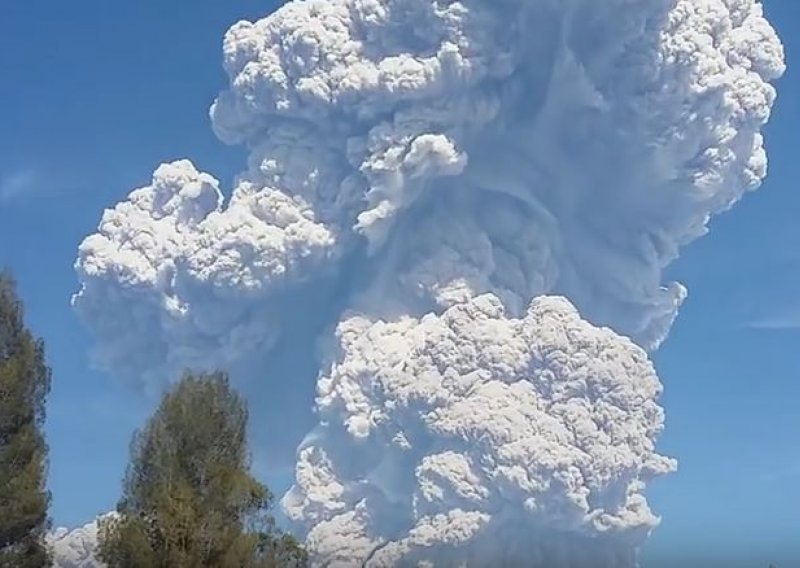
[[73, 159, 340, 390], [72, 0, 784, 564], [49, 516, 110, 568], [283, 294, 675, 566]]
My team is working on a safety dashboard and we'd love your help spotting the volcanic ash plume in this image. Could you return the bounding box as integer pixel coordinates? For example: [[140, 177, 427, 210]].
[[284, 295, 676, 566], [49, 516, 111, 568], [71, 0, 784, 565]]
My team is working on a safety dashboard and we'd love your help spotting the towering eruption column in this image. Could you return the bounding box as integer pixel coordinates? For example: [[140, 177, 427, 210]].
[[73, 0, 783, 566]]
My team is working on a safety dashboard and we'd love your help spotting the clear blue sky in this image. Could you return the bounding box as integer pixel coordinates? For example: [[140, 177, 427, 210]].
[[0, 1, 797, 564]]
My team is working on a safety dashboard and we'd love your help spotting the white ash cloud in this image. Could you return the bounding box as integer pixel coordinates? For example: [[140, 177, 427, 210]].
[[71, 0, 784, 565], [49, 516, 110, 568], [74, 159, 337, 391], [284, 294, 676, 566]]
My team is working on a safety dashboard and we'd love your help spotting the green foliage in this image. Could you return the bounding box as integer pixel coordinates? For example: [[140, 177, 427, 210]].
[[0, 270, 52, 568], [98, 371, 307, 568]]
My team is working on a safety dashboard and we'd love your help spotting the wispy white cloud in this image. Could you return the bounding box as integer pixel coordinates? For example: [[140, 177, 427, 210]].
[[747, 306, 800, 330], [759, 462, 800, 483], [0, 170, 38, 202]]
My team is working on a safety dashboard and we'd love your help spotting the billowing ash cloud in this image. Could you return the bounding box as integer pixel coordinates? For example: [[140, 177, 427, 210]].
[[71, 0, 784, 565], [49, 516, 110, 568], [284, 295, 676, 566]]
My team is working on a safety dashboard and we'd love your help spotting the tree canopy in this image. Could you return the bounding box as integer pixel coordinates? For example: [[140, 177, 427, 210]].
[[98, 371, 306, 568], [0, 270, 52, 568]]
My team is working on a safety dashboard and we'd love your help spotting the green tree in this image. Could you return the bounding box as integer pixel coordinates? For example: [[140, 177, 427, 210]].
[[98, 371, 307, 568], [0, 270, 52, 568]]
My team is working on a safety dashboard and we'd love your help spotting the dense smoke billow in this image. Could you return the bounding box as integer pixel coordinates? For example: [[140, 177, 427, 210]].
[[284, 295, 676, 566], [63, 0, 784, 565], [49, 516, 110, 568]]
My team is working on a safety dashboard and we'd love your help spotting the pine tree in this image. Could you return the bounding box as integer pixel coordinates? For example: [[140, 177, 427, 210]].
[[0, 270, 52, 568], [98, 371, 307, 568]]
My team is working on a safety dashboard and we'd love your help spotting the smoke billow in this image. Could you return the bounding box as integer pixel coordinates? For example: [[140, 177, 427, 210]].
[[284, 295, 676, 566], [67, 0, 784, 565], [49, 515, 111, 568]]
